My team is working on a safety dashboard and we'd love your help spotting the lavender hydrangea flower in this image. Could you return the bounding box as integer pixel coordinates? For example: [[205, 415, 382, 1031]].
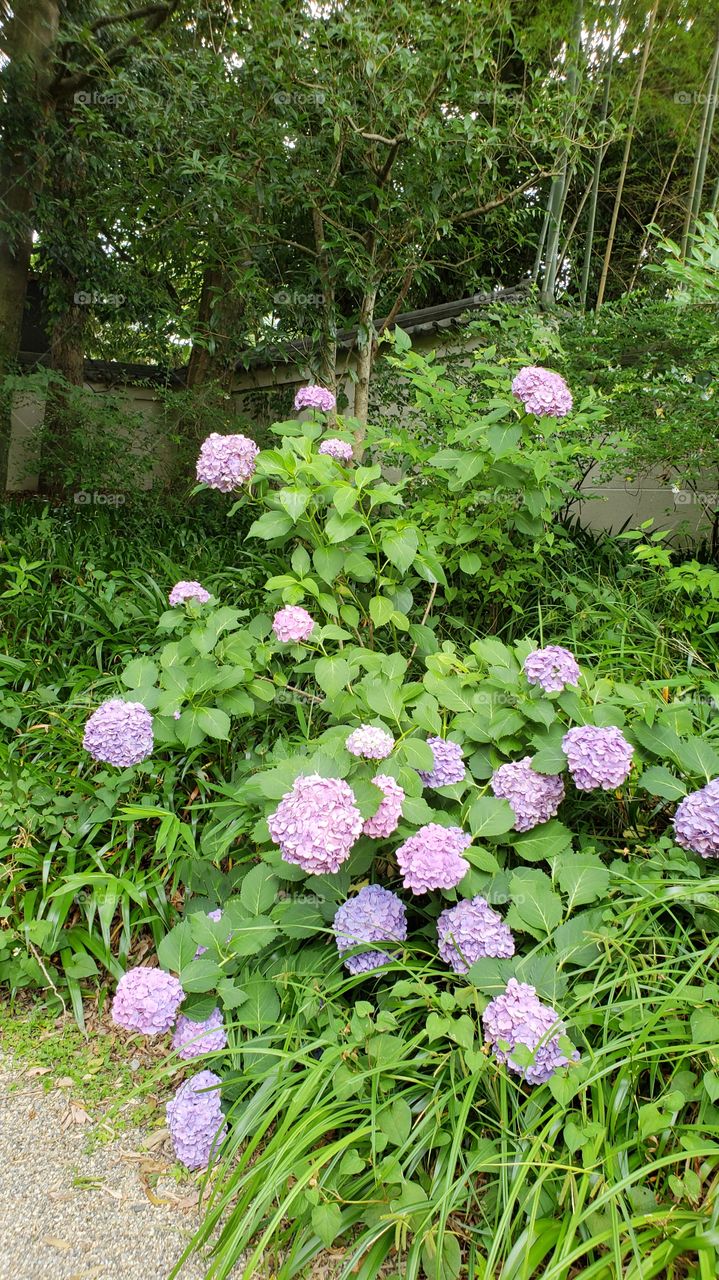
[[562, 724, 633, 791], [319, 438, 353, 462], [362, 774, 404, 838], [490, 757, 566, 831], [194, 908, 224, 958], [83, 698, 154, 768], [272, 605, 315, 644], [268, 774, 363, 874], [346, 724, 395, 760], [166, 1070, 227, 1170], [673, 778, 719, 858], [172, 1008, 227, 1060], [111, 967, 184, 1036], [395, 823, 472, 894], [523, 646, 580, 694], [482, 978, 579, 1085], [418, 737, 465, 788], [169, 580, 211, 607], [512, 367, 573, 418], [333, 885, 407, 975], [196, 432, 259, 492], [437, 896, 515, 974], [294, 385, 336, 413]]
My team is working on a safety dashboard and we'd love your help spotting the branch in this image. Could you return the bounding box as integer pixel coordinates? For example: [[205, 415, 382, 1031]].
[[455, 172, 553, 222], [89, 3, 175, 32], [376, 265, 416, 336], [51, 0, 181, 98], [346, 118, 407, 146]]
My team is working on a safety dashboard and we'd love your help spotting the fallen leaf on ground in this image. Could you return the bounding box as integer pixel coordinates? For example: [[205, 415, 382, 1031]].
[[43, 1236, 72, 1251]]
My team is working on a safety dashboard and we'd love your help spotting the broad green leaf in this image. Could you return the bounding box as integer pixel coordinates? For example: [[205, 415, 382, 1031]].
[[196, 707, 231, 740], [122, 657, 158, 690], [311, 1204, 343, 1248], [469, 795, 515, 838], [640, 766, 687, 801], [278, 487, 310, 522], [247, 510, 294, 540], [508, 868, 563, 936], [512, 820, 573, 863], [314, 656, 352, 699], [381, 527, 419, 574], [240, 864, 279, 915], [369, 595, 395, 627]]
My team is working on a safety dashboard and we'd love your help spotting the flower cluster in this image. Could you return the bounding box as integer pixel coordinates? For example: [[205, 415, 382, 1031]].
[[673, 778, 719, 858], [396, 823, 472, 894], [111, 967, 185, 1036], [166, 1070, 227, 1170], [523, 645, 580, 694], [362, 774, 404, 838], [491, 757, 566, 832], [346, 724, 395, 760], [319, 438, 353, 462], [172, 1008, 227, 1060], [294, 385, 336, 413], [437, 896, 515, 974], [196, 432, 259, 492], [272, 605, 314, 644], [268, 774, 363, 874], [482, 978, 580, 1084], [333, 885, 407, 974], [168, 580, 211, 607], [83, 699, 154, 768], [562, 724, 633, 790], [511, 367, 573, 418], [418, 737, 465, 788]]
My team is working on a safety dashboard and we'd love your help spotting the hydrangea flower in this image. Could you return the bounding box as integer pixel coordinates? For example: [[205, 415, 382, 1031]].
[[362, 774, 404, 838], [346, 724, 395, 760], [83, 698, 154, 768], [490, 757, 566, 831], [111, 967, 184, 1036], [437, 896, 515, 974], [294, 385, 336, 413], [395, 823, 472, 894], [268, 774, 363, 874], [169, 580, 211, 607], [272, 605, 314, 644], [673, 778, 719, 858], [319, 438, 353, 462], [166, 1070, 227, 1170], [562, 725, 633, 791], [523, 645, 580, 694], [418, 737, 465, 788], [333, 885, 407, 974], [511, 367, 573, 418], [196, 432, 259, 492], [172, 1008, 227, 1060], [194, 907, 224, 958], [482, 978, 579, 1084]]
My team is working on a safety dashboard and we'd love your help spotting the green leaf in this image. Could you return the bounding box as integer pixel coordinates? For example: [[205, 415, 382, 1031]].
[[381, 527, 419, 573], [673, 737, 719, 781], [400, 738, 436, 772], [313, 546, 345, 584], [234, 977, 280, 1031], [314, 656, 352, 699], [640, 766, 687, 801], [378, 1097, 412, 1145], [311, 1203, 343, 1248], [507, 868, 563, 936], [196, 707, 231, 740], [325, 512, 364, 543], [468, 795, 515, 838], [240, 864, 279, 915], [512, 820, 573, 864], [122, 657, 158, 690], [157, 920, 196, 973], [278, 488, 311, 522], [691, 1009, 719, 1044], [247, 510, 294, 540], [364, 679, 404, 723], [557, 854, 610, 908], [369, 596, 395, 627]]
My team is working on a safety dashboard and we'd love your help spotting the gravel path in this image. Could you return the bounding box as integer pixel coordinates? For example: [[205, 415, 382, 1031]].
[[0, 1057, 227, 1280]]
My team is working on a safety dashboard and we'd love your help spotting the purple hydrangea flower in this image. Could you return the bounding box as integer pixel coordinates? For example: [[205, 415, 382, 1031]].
[[482, 978, 580, 1085], [511, 367, 573, 418], [166, 1069, 227, 1170], [346, 724, 395, 760], [268, 774, 363, 874], [272, 605, 314, 643], [362, 774, 404, 838], [562, 725, 633, 791], [418, 737, 465, 788], [294, 385, 336, 413], [395, 823, 472, 894], [172, 1008, 227, 1060], [83, 698, 154, 768], [523, 646, 581, 694], [490, 757, 566, 832], [319, 438, 353, 462], [437, 896, 515, 974], [194, 908, 224, 958], [673, 778, 719, 858], [196, 432, 259, 492], [111, 967, 184, 1036], [333, 885, 407, 975], [169, 580, 211, 607]]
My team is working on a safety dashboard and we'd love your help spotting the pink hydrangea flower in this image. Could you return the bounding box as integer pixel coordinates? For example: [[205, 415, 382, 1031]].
[[562, 725, 633, 791], [166, 1070, 227, 1169], [437, 896, 515, 974], [319, 438, 353, 462], [172, 1008, 227, 1060], [169, 580, 211, 607], [418, 737, 465, 788], [268, 774, 363, 874], [346, 724, 395, 760], [196, 432, 259, 492], [333, 885, 407, 974], [111, 966, 184, 1036], [395, 823, 471, 894], [523, 645, 580, 694], [272, 605, 314, 643], [491, 757, 566, 831], [511, 367, 573, 418], [83, 698, 154, 768], [482, 978, 580, 1084], [673, 778, 719, 859], [294, 385, 336, 412], [362, 774, 404, 838]]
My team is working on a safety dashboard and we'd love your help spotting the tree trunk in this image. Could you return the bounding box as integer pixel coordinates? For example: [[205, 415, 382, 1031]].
[[352, 287, 377, 442], [540, 0, 583, 304], [187, 266, 245, 394], [311, 207, 337, 396], [681, 23, 719, 259], [579, 0, 620, 308]]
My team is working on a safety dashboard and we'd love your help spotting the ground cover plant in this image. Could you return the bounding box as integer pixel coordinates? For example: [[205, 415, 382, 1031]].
[[9, 355, 715, 1279]]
